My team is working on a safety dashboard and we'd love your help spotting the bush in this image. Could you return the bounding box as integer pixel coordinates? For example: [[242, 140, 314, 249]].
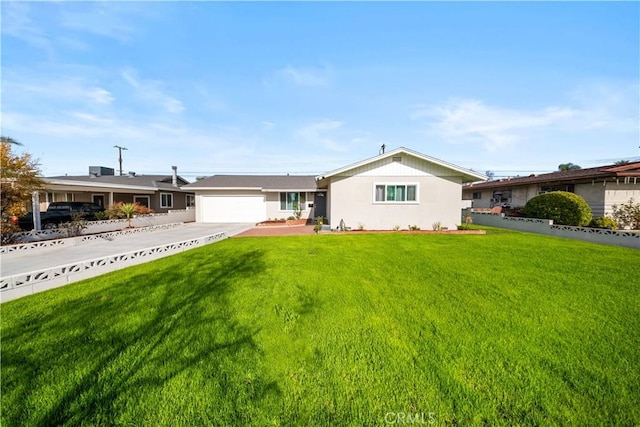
[[589, 216, 619, 230], [611, 198, 640, 230], [523, 191, 592, 226], [104, 202, 154, 220]]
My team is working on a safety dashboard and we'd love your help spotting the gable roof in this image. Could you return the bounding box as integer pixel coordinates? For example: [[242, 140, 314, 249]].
[[317, 147, 487, 183], [184, 175, 318, 191], [45, 174, 192, 192], [465, 161, 640, 190]]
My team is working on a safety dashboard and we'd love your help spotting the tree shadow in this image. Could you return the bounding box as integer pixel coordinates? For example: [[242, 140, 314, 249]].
[[2, 247, 281, 425]]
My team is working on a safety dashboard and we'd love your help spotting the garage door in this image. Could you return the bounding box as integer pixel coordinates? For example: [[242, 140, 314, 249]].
[[200, 195, 266, 223]]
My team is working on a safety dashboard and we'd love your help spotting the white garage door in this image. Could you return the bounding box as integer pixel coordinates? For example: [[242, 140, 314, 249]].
[[200, 195, 266, 223]]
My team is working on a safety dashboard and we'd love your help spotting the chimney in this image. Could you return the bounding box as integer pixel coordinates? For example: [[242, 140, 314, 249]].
[[172, 166, 178, 187]]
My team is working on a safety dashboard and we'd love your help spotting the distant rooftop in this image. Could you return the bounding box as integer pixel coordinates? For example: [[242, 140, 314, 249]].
[[465, 161, 640, 190]]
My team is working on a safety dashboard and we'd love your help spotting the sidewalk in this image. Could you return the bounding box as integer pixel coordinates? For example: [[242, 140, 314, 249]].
[[1, 223, 254, 302]]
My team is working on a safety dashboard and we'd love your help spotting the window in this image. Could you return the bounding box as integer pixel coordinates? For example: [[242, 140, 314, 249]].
[[374, 184, 417, 203], [472, 192, 482, 200], [161, 193, 173, 208], [280, 192, 306, 210], [540, 184, 574, 193], [134, 196, 150, 207], [186, 194, 195, 208]]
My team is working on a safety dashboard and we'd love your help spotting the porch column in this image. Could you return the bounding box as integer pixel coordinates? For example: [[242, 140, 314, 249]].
[[31, 191, 42, 231], [109, 192, 114, 207]]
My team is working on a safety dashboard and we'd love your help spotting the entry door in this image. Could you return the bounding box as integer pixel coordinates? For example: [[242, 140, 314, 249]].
[[314, 192, 327, 218], [92, 195, 105, 207]]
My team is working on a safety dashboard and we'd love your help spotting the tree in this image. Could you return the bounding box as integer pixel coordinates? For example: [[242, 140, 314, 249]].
[[0, 136, 23, 146], [614, 160, 630, 166], [558, 163, 581, 171], [485, 170, 495, 180], [1, 138, 45, 237], [119, 203, 137, 228]]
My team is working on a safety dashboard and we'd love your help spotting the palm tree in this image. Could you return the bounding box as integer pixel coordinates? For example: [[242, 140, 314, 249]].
[[0, 136, 22, 146], [558, 162, 581, 171], [119, 203, 137, 228], [614, 160, 630, 166]]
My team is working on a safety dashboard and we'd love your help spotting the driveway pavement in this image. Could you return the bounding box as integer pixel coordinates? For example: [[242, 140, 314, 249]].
[[1, 223, 254, 278]]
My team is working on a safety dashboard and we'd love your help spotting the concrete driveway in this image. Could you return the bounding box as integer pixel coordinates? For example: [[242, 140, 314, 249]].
[[1, 223, 254, 302]]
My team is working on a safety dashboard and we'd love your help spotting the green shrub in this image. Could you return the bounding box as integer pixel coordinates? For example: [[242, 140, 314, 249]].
[[611, 198, 640, 230], [589, 216, 619, 230], [523, 191, 592, 226]]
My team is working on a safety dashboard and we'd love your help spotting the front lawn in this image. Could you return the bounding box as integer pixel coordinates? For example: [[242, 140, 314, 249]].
[[2, 230, 639, 425]]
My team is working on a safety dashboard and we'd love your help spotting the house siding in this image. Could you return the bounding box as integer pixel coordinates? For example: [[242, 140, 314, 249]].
[[603, 183, 639, 216], [575, 183, 606, 217], [329, 174, 462, 230], [264, 192, 315, 220]]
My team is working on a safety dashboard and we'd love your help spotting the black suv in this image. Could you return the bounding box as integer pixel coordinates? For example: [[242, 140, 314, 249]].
[[14, 202, 105, 230]]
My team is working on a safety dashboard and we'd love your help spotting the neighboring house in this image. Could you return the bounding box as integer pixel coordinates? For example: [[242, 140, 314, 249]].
[[187, 147, 486, 230], [463, 162, 640, 217], [39, 166, 195, 213]]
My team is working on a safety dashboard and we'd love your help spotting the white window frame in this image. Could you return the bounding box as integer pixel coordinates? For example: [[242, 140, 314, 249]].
[[279, 192, 307, 211], [372, 183, 419, 204], [160, 193, 173, 209], [186, 194, 195, 208]]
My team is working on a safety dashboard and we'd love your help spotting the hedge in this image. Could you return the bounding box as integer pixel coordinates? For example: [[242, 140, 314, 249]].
[[523, 191, 592, 226]]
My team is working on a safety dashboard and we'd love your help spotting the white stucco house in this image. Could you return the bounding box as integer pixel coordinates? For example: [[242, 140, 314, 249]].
[[186, 147, 486, 230]]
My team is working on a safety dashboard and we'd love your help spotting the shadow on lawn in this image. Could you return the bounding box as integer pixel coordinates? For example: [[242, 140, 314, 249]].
[[2, 247, 280, 425]]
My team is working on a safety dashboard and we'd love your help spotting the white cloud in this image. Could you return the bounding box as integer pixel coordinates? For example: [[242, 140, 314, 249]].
[[57, 3, 137, 42], [88, 88, 115, 104], [1, 3, 53, 56], [121, 68, 185, 114], [261, 121, 276, 130], [412, 83, 639, 152], [276, 65, 332, 87], [412, 100, 576, 151], [4, 74, 114, 106], [296, 120, 346, 152]]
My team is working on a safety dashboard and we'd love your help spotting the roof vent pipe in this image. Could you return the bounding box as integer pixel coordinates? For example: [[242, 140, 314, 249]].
[[172, 166, 178, 187], [379, 143, 386, 155]]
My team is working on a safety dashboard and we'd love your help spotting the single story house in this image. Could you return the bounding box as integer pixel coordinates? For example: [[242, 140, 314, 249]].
[[187, 147, 486, 230], [463, 161, 640, 217], [38, 166, 195, 213]]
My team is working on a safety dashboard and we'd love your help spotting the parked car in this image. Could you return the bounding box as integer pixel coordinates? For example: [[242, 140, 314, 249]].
[[12, 202, 105, 230]]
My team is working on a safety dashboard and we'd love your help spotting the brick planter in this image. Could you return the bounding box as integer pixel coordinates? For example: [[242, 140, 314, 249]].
[[285, 219, 308, 226], [256, 219, 309, 227]]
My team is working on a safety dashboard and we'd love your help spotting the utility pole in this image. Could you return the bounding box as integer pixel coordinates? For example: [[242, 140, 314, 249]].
[[113, 145, 128, 176]]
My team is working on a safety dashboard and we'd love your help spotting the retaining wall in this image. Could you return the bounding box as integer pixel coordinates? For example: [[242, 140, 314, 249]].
[[1, 231, 227, 303], [12, 208, 195, 243], [469, 212, 639, 249]]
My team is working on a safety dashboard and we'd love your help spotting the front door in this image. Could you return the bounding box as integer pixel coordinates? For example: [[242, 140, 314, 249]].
[[92, 195, 105, 207], [314, 192, 326, 219]]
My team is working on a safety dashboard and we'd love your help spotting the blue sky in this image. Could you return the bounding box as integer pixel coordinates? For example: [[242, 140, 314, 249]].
[[2, 1, 638, 182]]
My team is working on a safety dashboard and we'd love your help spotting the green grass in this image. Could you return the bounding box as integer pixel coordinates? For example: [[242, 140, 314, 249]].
[[2, 229, 639, 426]]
